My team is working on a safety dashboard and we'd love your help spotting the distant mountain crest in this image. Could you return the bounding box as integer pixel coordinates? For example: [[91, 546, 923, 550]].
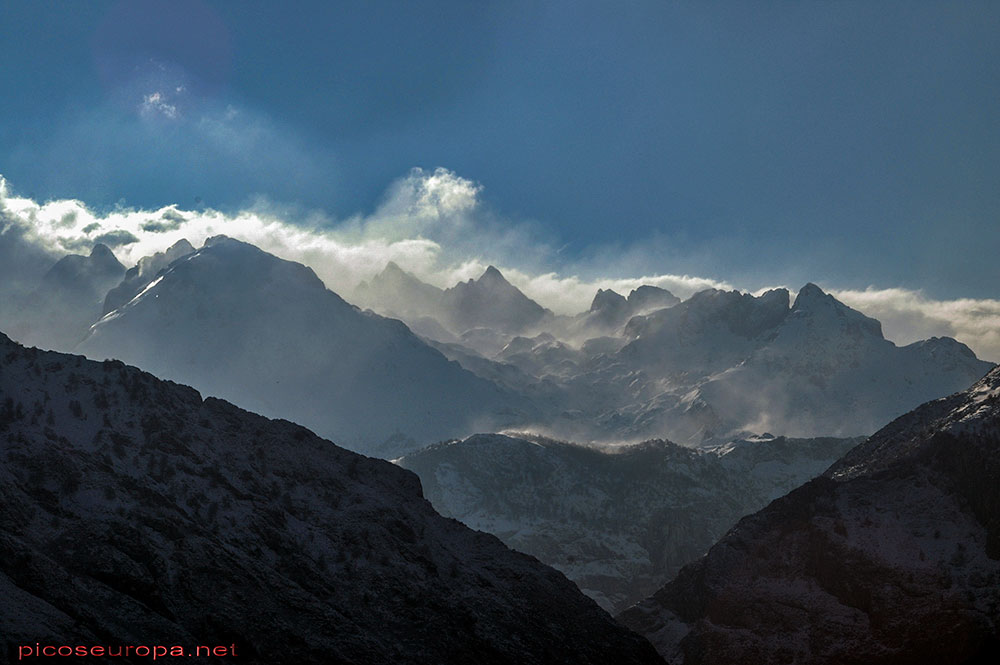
[[79, 237, 532, 454], [103, 238, 196, 315]]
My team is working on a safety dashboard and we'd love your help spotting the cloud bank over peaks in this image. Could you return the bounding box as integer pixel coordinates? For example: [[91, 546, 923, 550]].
[[1, 171, 997, 362], [832, 287, 1000, 364]]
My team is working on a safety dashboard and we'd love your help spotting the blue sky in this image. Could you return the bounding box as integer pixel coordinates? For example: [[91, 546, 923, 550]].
[[1, 0, 999, 302]]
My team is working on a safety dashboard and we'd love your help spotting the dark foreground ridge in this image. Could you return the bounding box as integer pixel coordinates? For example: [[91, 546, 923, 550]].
[[619, 365, 1000, 665], [0, 332, 662, 665]]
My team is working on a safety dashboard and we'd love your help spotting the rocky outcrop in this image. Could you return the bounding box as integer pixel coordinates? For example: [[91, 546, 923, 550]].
[[0, 332, 661, 664], [619, 366, 1000, 664]]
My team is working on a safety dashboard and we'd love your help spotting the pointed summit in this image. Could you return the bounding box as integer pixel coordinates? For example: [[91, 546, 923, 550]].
[[167, 238, 195, 256], [443, 265, 549, 334], [353, 262, 446, 328], [103, 239, 198, 314], [383, 260, 406, 275], [589, 288, 627, 313], [89, 242, 117, 263], [372, 260, 423, 286], [792, 282, 830, 309], [480, 265, 507, 283], [82, 240, 528, 453], [14, 244, 125, 350], [790, 282, 883, 339]]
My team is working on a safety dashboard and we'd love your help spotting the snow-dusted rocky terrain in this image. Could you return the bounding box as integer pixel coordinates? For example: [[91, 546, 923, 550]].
[[356, 262, 994, 446], [0, 331, 662, 664], [76, 237, 533, 456], [1, 236, 992, 457], [619, 365, 1000, 664], [397, 432, 860, 614]]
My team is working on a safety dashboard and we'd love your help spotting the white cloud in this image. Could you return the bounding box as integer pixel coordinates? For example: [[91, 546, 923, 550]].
[[2, 171, 997, 363], [832, 287, 1000, 363], [140, 91, 179, 120]]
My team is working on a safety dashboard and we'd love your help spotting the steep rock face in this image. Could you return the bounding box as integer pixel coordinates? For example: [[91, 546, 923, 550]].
[[619, 367, 1000, 665], [102, 238, 195, 315], [571, 286, 680, 338], [627, 286, 680, 314], [621, 288, 791, 377], [692, 284, 994, 437], [0, 332, 662, 665], [442, 266, 551, 335], [586, 289, 631, 331], [397, 432, 860, 614], [78, 237, 531, 456], [7, 244, 125, 351], [354, 263, 553, 344], [599, 285, 993, 443]]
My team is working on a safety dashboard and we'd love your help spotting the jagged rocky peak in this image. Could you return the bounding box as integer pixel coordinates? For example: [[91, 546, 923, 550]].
[[619, 365, 1000, 664], [789, 282, 883, 339], [383, 259, 406, 275], [354, 261, 446, 326], [88, 242, 121, 268], [372, 260, 425, 286], [46, 243, 124, 284], [626, 287, 790, 342], [135, 238, 195, 277], [590, 288, 627, 312], [8, 243, 127, 351], [444, 264, 549, 335], [103, 239, 196, 315], [0, 333, 661, 664], [480, 264, 506, 283], [79, 238, 531, 455], [627, 285, 680, 312]]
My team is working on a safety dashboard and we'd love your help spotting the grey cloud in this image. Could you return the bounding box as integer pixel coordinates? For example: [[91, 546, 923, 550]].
[[93, 229, 140, 247]]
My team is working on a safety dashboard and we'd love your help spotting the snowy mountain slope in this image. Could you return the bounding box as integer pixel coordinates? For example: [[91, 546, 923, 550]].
[[102, 238, 195, 314], [0, 331, 662, 665], [6, 232, 990, 451], [619, 367, 1000, 664], [572, 286, 681, 337], [355, 262, 554, 342], [347, 261, 991, 446], [5, 244, 124, 351], [628, 285, 681, 314], [688, 284, 995, 437], [397, 432, 860, 614], [77, 237, 533, 456], [557, 284, 994, 444]]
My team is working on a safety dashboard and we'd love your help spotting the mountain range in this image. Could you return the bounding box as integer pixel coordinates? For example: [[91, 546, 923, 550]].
[[1, 232, 998, 662], [5, 243, 124, 351], [0, 236, 991, 457], [76, 237, 532, 456], [355, 260, 994, 446]]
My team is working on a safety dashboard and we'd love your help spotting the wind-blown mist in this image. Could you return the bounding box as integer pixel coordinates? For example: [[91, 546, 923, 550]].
[[1, 171, 997, 361]]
